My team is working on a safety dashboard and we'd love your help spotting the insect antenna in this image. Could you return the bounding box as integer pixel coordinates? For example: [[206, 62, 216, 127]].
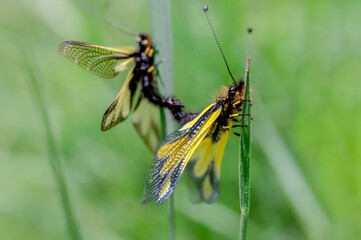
[[203, 5, 237, 85], [77, 0, 136, 37]]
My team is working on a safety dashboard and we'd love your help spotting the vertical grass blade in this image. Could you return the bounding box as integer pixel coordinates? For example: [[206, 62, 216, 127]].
[[25, 46, 82, 240], [239, 56, 251, 240], [239, 28, 253, 240], [148, 0, 174, 104], [148, 0, 175, 239]]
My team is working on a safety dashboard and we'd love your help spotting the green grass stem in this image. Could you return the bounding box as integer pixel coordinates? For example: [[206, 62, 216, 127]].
[[25, 46, 82, 240], [148, 0, 176, 239], [239, 56, 252, 240], [239, 28, 253, 240]]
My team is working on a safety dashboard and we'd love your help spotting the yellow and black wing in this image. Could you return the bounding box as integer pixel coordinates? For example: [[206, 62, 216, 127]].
[[187, 129, 230, 203], [141, 102, 223, 204], [187, 80, 245, 203], [58, 41, 135, 79]]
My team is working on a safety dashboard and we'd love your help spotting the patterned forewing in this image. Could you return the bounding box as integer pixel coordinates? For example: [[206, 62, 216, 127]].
[[142, 102, 223, 204], [141, 129, 189, 204], [144, 123, 212, 204], [155, 102, 220, 171], [156, 102, 219, 159], [58, 41, 135, 79], [101, 71, 134, 130]]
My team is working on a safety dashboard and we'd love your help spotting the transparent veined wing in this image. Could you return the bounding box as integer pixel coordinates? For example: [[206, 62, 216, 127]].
[[131, 96, 161, 153], [101, 70, 136, 130], [59, 41, 136, 79], [142, 102, 223, 204]]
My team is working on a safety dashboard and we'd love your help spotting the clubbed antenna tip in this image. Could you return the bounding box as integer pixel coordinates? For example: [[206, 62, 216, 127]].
[[203, 5, 208, 13]]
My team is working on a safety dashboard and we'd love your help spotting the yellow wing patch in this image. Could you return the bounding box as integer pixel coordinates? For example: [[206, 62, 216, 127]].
[[188, 128, 231, 203], [214, 131, 230, 177], [192, 138, 216, 177]]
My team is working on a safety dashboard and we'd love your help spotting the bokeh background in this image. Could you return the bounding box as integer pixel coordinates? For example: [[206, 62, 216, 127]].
[[1, 0, 360, 239]]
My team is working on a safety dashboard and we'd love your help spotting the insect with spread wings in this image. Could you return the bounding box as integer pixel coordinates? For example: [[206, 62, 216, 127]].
[[59, 34, 184, 152], [142, 79, 246, 204]]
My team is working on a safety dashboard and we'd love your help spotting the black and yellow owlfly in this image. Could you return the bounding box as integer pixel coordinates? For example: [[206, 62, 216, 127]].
[[142, 79, 246, 204], [142, 5, 252, 205], [59, 34, 184, 152]]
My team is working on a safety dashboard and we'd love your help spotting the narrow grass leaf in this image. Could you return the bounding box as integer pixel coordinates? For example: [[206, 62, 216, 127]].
[[239, 28, 253, 239], [25, 45, 82, 240], [148, 0, 176, 239]]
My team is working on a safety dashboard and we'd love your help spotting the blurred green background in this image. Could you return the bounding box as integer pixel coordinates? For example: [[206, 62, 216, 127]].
[[1, 0, 360, 239]]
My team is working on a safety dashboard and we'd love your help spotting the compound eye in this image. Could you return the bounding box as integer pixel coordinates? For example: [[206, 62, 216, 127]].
[[229, 86, 236, 95]]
